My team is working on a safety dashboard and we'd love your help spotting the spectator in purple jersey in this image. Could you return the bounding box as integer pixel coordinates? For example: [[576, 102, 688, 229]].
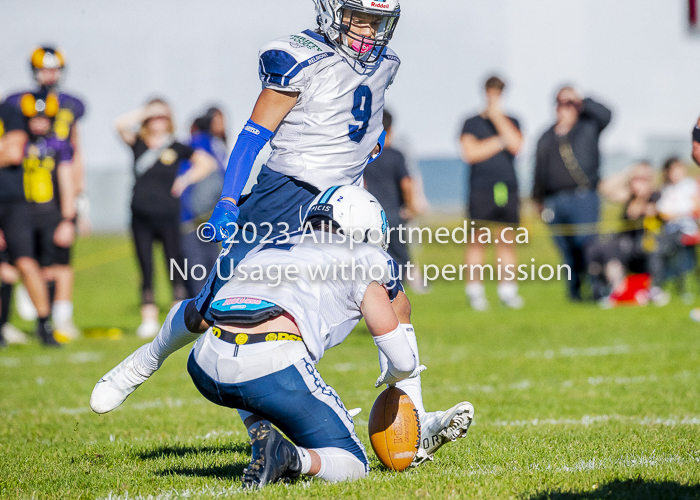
[[18, 91, 76, 345], [0, 98, 60, 347]]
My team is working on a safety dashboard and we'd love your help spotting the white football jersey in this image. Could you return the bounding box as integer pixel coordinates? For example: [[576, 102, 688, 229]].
[[213, 231, 402, 362], [258, 30, 401, 191]]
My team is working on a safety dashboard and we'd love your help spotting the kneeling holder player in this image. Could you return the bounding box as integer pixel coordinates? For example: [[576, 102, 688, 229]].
[[91, 187, 474, 484]]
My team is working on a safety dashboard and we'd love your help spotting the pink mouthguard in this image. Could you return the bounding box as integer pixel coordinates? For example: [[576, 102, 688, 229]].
[[351, 39, 374, 54]]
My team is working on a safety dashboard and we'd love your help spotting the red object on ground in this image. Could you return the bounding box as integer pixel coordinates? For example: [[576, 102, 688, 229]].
[[680, 232, 700, 246], [609, 273, 651, 306]]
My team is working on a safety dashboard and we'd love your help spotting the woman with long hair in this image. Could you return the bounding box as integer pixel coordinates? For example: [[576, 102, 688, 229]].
[[115, 99, 215, 338]]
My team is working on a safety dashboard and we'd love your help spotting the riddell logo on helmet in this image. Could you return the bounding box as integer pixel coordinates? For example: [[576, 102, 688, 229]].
[[371, 1, 390, 8]]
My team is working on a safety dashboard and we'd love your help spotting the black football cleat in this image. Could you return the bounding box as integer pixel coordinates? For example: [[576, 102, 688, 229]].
[[36, 321, 61, 347], [242, 422, 301, 489]]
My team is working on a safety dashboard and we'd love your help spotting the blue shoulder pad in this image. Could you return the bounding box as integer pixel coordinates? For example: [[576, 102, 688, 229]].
[[259, 50, 303, 88]]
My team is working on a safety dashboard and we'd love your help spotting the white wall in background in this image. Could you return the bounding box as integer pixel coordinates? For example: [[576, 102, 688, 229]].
[[0, 0, 698, 165]]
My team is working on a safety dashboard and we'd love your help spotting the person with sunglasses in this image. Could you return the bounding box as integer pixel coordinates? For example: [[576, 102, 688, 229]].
[[532, 86, 612, 301]]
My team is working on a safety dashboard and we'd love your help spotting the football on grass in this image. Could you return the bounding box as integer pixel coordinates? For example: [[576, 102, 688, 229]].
[[368, 386, 421, 471]]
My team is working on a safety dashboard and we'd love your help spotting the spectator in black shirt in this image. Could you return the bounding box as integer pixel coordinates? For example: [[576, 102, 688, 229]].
[[533, 86, 612, 301], [364, 110, 422, 290], [460, 76, 524, 310], [115, 99, 215, 339]]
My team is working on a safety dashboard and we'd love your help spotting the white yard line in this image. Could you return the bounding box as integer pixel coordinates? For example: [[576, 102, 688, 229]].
[[68, 352, 105, 364], [101, 485, 243, 500], [485, 414, 700, 427], [526, 344, 631, 359], [0, 397, 205, 419], [0, 357, 21, 367], [0, 351, 105, 368]]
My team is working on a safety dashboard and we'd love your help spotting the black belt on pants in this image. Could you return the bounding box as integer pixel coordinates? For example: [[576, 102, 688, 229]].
[[211, 326, 302, 345]]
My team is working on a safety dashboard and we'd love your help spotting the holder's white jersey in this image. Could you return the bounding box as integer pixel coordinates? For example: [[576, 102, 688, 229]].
[[213, 231, 402, 362], [258, 30, 401, 191]]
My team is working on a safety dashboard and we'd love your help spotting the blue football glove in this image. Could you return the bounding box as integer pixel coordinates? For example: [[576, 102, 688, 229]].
[[201, 199, 240, 242], [367, 130, 387, 165]]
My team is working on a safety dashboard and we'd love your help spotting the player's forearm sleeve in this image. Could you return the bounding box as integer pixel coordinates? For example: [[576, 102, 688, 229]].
[[220, 119, 274, 202]]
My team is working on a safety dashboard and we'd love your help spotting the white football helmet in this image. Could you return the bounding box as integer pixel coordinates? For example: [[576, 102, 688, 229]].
[[304, 185, 389, 251], [313, 0, 400, 63]]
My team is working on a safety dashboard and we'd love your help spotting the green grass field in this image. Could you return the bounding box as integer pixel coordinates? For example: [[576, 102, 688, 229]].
[[1, 221, 700, 499]]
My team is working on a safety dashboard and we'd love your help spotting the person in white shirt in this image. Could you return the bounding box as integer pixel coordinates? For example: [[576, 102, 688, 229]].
[[657, 157, 700, 236]]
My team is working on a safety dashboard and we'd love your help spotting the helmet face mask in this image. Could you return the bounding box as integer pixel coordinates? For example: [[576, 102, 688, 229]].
[[314, 0, 400, 64], [304, 185, 390, 251], [30, 46, 65, 88]]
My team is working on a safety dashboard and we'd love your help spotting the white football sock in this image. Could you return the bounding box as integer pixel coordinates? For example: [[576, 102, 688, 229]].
[[395, 323, 426, 416], [465, 282, 485, 299], [308, 448, 367, 482], [497, 282, 518, 301], [296, 447, 313, 475], [135, 301, 201, 374], [52, 300, 73, 325]]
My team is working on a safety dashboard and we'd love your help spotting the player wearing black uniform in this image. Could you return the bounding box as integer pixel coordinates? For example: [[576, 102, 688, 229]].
[[0, 100, 58, 346], [6, 46, 86, 340]]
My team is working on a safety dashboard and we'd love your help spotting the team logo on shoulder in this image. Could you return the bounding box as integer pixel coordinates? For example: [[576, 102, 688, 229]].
[[289, 34, 322, 52], [159, 148, 177, 165]]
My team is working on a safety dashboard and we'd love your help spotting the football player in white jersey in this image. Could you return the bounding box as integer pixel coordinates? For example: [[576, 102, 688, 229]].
[[192, 187, 419, 487], [91, 0, 472, 465], [96, 187, 474, 487], [92, 187, 475, 467]]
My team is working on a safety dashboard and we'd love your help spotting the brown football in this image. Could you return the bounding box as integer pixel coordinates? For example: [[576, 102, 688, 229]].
[[368, 387, 421, 471]]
